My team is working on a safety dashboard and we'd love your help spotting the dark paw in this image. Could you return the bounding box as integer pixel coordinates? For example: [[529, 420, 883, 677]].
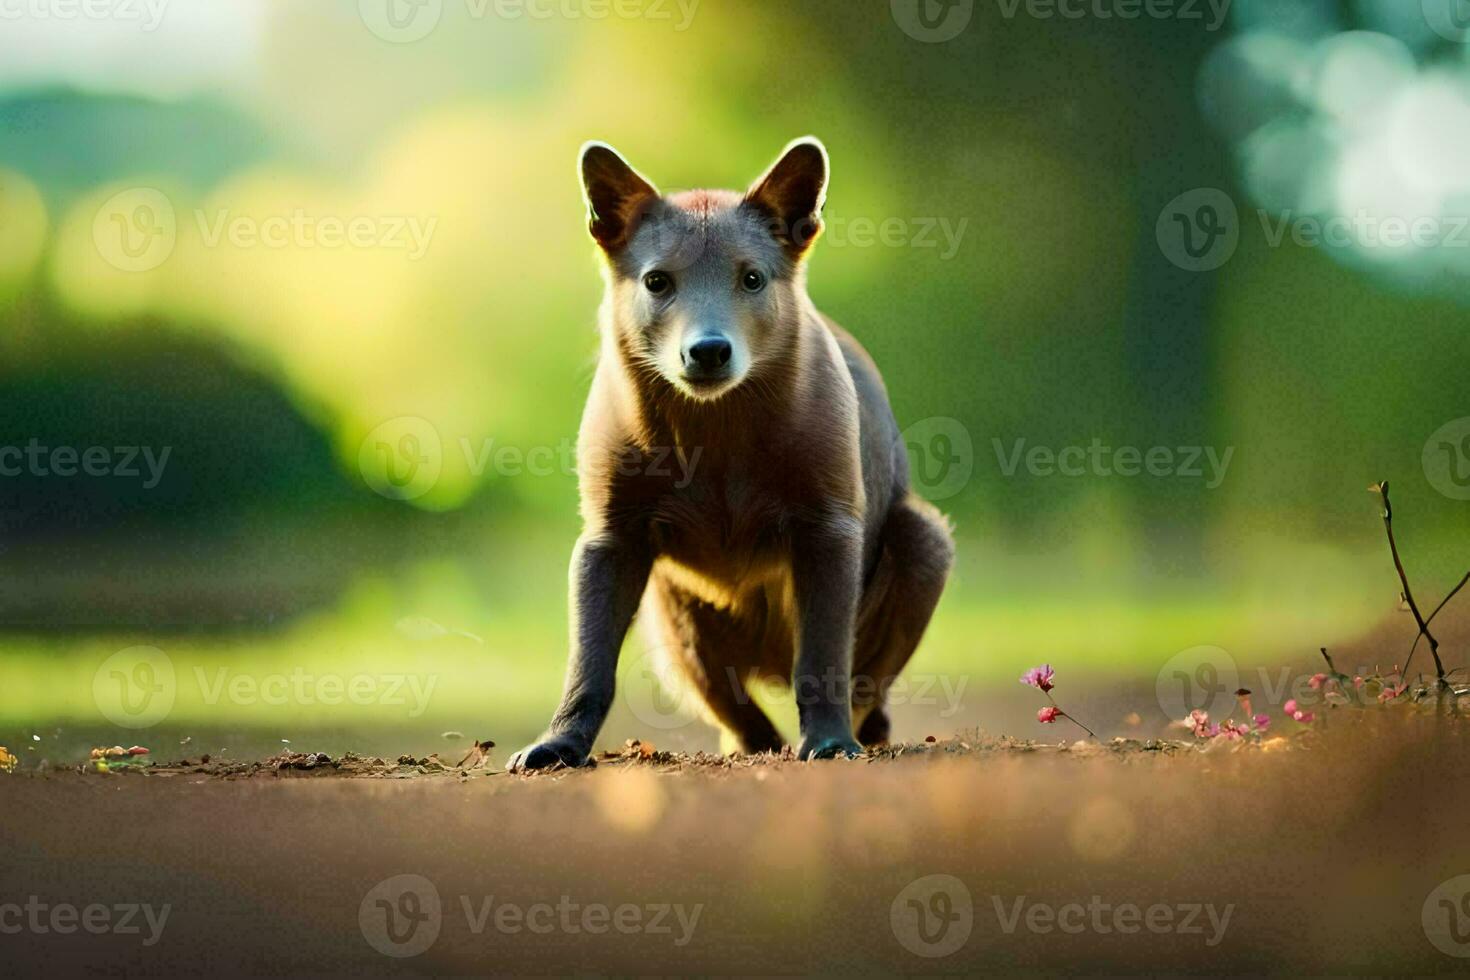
[[797, 734, 865, 761], [506, 736, 592, 773]]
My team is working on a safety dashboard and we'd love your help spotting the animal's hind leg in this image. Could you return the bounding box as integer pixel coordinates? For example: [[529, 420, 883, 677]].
[[852, 494, 955, 746], [641, 575, 785, 755]]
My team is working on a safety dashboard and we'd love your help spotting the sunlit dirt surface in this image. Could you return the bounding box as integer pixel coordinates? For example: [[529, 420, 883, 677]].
[[3, 707, 1469, 976]]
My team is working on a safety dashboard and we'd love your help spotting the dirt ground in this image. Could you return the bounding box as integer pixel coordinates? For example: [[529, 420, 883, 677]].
[[3, 704, 1470, 977]]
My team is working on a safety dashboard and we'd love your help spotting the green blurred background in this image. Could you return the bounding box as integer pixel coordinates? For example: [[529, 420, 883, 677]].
[[2, 0, 1468, 762]]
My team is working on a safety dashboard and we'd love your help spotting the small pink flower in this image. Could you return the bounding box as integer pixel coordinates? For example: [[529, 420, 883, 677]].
[[1252, 713, 1270, 731], [1218, 721, 1249, 740], [1037, 706, 1061, 724], [1187, 709, 1211, 738], [1308, 673, 1328, 691], [1284, 699, 1314, 723], [1021, 665, 1055, 692], [1353, 676, 1365, 690]]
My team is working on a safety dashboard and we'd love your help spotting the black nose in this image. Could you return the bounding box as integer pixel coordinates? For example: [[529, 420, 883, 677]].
[[684, 336, 732, 373]]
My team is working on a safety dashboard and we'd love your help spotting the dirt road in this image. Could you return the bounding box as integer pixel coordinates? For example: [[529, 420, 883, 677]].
[[3, 708, 1469, 976]]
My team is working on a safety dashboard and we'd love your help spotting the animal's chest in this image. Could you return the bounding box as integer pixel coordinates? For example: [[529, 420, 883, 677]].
[[649, 470, 792, 602]]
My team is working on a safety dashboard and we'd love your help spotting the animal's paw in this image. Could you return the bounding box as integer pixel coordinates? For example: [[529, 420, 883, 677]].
[[506, 736, 593, 773], [797, 733, 865, 761]]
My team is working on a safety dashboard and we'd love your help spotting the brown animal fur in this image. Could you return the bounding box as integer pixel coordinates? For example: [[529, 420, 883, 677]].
[[507, 138, 954, 770]]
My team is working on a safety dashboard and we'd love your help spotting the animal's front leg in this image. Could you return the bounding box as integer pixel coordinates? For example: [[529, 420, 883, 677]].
[[791, 514, 866, 760], [507, 534, 652, 772]]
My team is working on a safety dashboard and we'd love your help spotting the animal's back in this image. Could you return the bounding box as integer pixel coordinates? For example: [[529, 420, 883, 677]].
[[818, 313, 909, 550]]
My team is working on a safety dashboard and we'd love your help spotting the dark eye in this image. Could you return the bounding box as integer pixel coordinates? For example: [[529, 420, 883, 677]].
[[643, 271, 672, 295], [742, 270, 766, 292]]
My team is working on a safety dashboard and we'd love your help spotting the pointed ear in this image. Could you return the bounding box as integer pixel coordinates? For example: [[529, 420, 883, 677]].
[[744, 137, 829, 258], [579, 141, 660, 252]]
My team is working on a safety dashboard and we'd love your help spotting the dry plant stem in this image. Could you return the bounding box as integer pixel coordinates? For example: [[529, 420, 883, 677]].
[[1318, 647, 1345, 678], [1404, 571, 1470, 683], [1044, 692, 1097, 740], [1374, 481, 1447, 681]]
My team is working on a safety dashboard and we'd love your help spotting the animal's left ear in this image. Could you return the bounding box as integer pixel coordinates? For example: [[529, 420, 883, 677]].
[[745, 137, 829, 259]]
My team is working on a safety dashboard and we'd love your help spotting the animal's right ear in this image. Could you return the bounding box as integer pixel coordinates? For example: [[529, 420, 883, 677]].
[[579, 142, 660, 252]]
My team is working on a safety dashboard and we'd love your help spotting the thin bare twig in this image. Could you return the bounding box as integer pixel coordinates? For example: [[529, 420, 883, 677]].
[[1371, 482, 1446, 681], [1404, 571, 1470, 682], [1318, 647, 1342, 676]]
